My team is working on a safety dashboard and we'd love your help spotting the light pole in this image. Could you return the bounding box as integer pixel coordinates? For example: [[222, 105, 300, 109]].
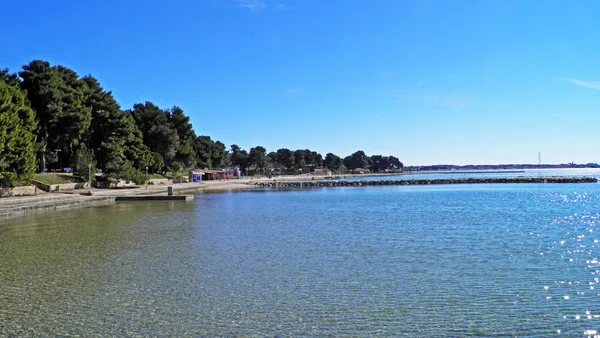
[[88, 163, 92, 188], [145, 166, 149, 188]]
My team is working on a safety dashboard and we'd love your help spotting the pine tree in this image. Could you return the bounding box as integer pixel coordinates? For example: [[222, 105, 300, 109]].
[[0, 81, 37, 185]]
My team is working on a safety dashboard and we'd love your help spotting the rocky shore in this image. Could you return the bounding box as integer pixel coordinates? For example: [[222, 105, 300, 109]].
[[251, 177, 598, 188]]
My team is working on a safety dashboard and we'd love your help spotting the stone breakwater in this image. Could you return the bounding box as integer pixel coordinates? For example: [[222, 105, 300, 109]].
[[252, 177, 598, 188]]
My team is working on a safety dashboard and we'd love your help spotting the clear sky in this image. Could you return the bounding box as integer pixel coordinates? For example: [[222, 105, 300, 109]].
[[3, 0, 600, 165]]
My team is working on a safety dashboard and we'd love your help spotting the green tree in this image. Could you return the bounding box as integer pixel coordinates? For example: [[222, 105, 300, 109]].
[[169, 161, 184, 183], [72, 144, 96, 182], [249, 146, 267, 174], [129, 102, 179, 166], [275, 148, 295, 172], [211, 141, 228, 168], [80, 75, 150, 171], [19, 60, 91, 171], [0, 69, 20, 87], [0, 81, 37, 185], [343, 150, 369, 170], [194, 136, 214, 168], [230, 144, 249, 171], [266, 151, 277, 166], [169, 106, 197, 167], [293, 149, 307, 172], [323, 153, 342, 172]]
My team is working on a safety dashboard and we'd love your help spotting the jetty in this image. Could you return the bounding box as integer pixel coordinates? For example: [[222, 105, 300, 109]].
[[115, 195, 194, 201], [252, 177, 598, 188]]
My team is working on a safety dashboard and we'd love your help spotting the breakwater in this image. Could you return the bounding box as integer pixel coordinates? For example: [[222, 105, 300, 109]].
[[252, 177, 598, 188]]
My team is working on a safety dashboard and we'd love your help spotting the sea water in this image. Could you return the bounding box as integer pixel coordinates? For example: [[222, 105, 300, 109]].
[[1, 182, 600, 336]]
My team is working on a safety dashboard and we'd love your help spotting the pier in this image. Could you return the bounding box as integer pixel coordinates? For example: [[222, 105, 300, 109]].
[[115, 195, 194, 201], [252, 177, 598, 188]]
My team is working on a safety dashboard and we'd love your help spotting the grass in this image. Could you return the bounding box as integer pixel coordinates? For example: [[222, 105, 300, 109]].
[[32, 173, 79, 185]]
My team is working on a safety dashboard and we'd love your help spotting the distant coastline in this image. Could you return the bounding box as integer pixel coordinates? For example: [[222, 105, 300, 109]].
[[406, 163, 600, 172]]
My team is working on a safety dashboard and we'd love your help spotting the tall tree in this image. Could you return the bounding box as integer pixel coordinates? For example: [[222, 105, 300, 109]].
[[53, 65, 92, 164], [249, 146, 267, 173], [129, 102, 179, 167], [81, 75, 150, 170], [230, 144, 249, 171], [0, 69, 20, 87], [275, 148, 294, 172], [0, 81, 37, 185], [19, 60, 91, 171], [343, 150, 369, 170], [293, 149, 307, 171], [211, 141, 228, 168], [19, 60, 60, 172], [169, 106, 197, 167], [323, 153, 342, 172], [194, 135, 214, 168]]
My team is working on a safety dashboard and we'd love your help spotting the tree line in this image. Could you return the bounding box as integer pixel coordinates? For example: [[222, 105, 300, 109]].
[[0, 60, 403, 186]]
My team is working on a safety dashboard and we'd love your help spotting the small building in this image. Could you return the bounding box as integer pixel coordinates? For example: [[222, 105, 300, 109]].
[[189, 169, 204, 182], [189, 169, 237, 181]]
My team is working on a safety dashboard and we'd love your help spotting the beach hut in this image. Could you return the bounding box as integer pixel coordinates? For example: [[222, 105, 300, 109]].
[[188, 169, 204, 182]]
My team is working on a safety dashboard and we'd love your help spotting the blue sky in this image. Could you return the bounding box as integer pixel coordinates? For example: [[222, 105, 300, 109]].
[[3, 0, 600, 165]]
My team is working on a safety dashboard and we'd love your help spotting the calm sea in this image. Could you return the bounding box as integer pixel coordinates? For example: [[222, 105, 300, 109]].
[[2, 170, 600, 336]]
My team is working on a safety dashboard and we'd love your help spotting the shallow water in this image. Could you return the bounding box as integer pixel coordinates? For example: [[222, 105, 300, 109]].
[[2, 183, 600, 336]]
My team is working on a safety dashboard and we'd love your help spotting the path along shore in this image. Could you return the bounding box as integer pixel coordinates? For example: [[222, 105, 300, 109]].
[[1, 175, 597, 217], [0, 178, 258, 217]]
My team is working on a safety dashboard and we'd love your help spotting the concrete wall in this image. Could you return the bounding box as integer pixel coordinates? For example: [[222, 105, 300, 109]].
[[0, 185, 37, 198], [31, 180, 90, 192], [95, 180, 137, 189], [149, 178, 172, 185]]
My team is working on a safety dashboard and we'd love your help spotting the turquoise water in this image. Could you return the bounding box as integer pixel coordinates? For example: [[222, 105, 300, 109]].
[[2, 182, 600, 335]]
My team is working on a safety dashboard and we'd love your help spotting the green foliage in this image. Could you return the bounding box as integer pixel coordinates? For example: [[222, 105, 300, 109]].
[[105, 158, 145, 184], [19, 60, 92, 171], [249, 146, 267, 171], [130, 102, 179, 166], [369, 155, 404, 172], [293, 150, 307, 171], [212, 141, 228, 168], [72, 144, 96, 182], [343, 150, 369, 170], [0, 81, 37, 186], [275, 148, 295, 171], [324, 153, 342, 172], [230, 144, 249, 171], [3, 59, 406, 182], [0, 69, 20, 87]]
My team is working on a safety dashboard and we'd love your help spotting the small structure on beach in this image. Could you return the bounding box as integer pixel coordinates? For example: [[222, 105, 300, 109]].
[[188, 169, 235, 181], [189, 169, 204, 182]]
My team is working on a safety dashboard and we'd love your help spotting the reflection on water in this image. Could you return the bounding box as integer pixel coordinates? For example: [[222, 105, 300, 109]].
[[1, 184, 600, 335]]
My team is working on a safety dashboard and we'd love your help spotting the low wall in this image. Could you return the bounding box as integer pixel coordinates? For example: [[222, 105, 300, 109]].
[[149, 178, 172, 185], [31, 180, 89, 192], [0, 185, 37, 198], [94, 180, 138, 189]]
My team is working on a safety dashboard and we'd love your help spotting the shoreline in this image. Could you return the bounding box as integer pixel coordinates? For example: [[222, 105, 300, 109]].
[[1, 174, 598, 218], [0, 179, 256, 217]]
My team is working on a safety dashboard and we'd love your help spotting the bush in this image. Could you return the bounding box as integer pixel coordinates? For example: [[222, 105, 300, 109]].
[[73, 144, 96, 182], [105, 159, 146, 185]]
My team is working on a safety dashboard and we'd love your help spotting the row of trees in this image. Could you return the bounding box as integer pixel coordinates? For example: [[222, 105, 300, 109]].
[[0, 60, 403, 186], [229, 146, 402, 175]]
